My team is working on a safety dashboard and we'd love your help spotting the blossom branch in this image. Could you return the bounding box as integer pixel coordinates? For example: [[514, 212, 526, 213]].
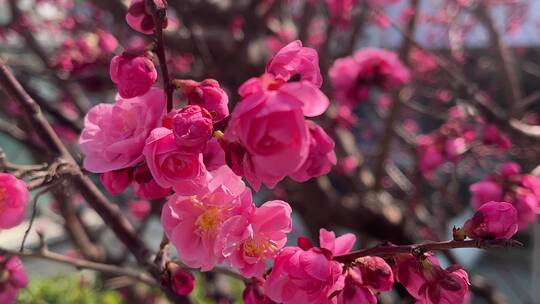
[[333, 239, 523, 263]]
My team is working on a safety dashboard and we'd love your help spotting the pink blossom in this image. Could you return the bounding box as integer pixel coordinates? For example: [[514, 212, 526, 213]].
[[416, 136, 444, 176], [144, 127, 208, 195], [132, 163, 171, 200], [244, 278, 276, 304], [337, 256, 393, 304], [291, 121, 336, 182], [483, 124, 511, 150], [162, 165, 250, 270], [329, 48, 410, 107], [203, 138, 226, 171], [469, 180, 503, 209], [171, 267, 195, 296], [264, 229, 354, 304], [0, 256, 28, 304], [266, 40, 323, 88], [500, 162, 521, 177], [79, 88, 166, 173], [463, 201, 518, 240], [0, 173, 29, 229], [445, 137, 467, 161], [171, 105, 213, 152], [100, 168, 133, 195], [224, 75, 329, 189], [394, 254, 470, 304], [128, 200, 151, 220], [177, 79, 229, 121], [126, 0, 168, 35], [326, 0, 359, 28], [334, 105, 358, 129], [97, 29, 118, 53], [110, 53, 157, 99], [217, 200, 292, 277], [510, 187, 539, 228], [337, 156, 359, 175]]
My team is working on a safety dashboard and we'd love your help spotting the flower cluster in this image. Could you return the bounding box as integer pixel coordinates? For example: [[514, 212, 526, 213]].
[[0, 173, 29, 230], [470, 162, 540, 228], [223, 40, 335, 189], [416, 108, 512, 177], [0, 256, 28, 303], [394, 254, 469, 304], [329, 48, 411, 107]]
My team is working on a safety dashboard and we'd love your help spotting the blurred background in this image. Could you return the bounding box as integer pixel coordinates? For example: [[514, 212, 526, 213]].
[[0, 0, 539, 303]]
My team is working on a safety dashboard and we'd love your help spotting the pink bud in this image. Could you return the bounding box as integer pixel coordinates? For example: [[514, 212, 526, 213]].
[[132, 163, 171, 200], [110, 53, 157, 99], [469, 181, 503, 209], [96, 29, 118, 54], [100, 168, 133, 195], [178, 79, 230, 121], [128, 200, 151, 220], [463, 202, 518, 240], [0, 173, 29, 229], [500, 161, 521, 177], [126, 0, 168, 35], [172, 105, 213, 152], [171, 267, 195, 296]]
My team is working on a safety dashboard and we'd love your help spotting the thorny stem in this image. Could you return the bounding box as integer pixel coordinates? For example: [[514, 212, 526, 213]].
[[333, 239, 523, 263]]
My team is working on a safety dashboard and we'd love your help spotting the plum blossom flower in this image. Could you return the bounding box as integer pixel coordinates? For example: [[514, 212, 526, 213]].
[[0, 256, 28, 304], [264, 229, 355, 304], [326, 0, 359, 28], [463, 201, 518, 240], [291, 121, 336, 182], [128, 200, 151, 221], [144, 127, 208, 195], [329, 48, 410, 107], [224, 74, 329, 189], [266, 40, 323, 88], [217, 200, 292, 277], [337, 256, 394, 304], [176, 79, 229, 121], [161, 166, 250, 271], [126, 0, 168, 35], [79, 88, 166, 173], [110, 53, 157, 99], [0, 173, 29, 230], [470, 180, 504, 210], [394, 254, 469, 304], [100, 168, 133, 195], [171, 105, 213, 153]]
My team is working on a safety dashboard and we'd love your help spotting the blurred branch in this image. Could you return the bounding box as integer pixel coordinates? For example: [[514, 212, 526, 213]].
[[474, 3, 522, 111], [372, 0, 420, 191]]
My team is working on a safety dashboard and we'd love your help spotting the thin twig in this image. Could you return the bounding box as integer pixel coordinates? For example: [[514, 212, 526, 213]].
[[333, 239, 523, 263], [0, 246, 157, 287], [19, 184, 58, 251]]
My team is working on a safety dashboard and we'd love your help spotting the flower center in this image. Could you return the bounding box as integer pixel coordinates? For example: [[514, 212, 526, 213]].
[[243, 237, 277, 258], [195, 207, 221, 238]]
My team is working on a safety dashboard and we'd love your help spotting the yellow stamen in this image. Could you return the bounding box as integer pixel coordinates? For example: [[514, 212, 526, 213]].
[[195, 207, 222, 238], [243, 238, 278, 257]]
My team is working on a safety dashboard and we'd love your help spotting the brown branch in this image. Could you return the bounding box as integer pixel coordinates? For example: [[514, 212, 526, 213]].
[[147, 0, 173, 112], [0, 246, 157, 287], [333, 239, 523, 263], [372, 0, 420, 191]]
